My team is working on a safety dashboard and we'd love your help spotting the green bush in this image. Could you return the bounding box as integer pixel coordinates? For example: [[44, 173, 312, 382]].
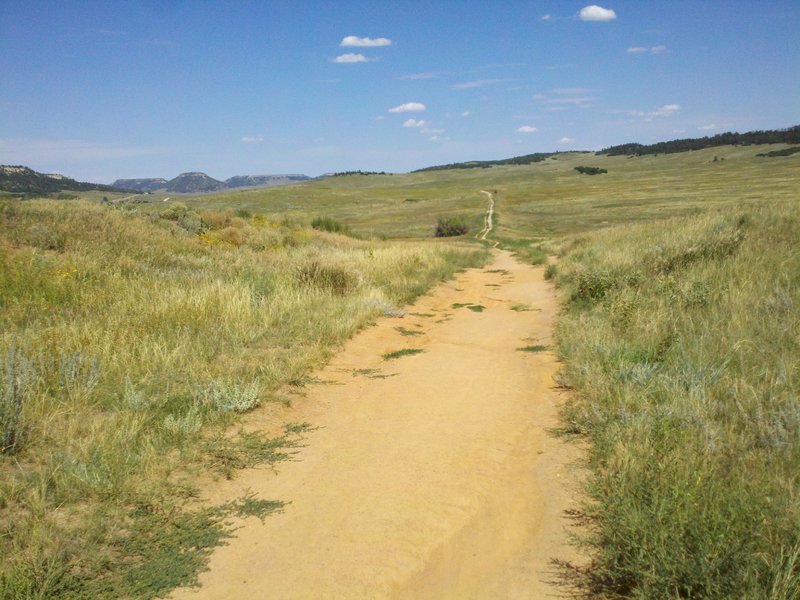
[[434, 215, 468, 237], [311, 215, 350, 235], [574, 166, 608, 175]]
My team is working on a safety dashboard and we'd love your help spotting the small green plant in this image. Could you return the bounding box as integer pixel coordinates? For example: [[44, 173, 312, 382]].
[[201, 379, 261, 413], [517, 344, 548, 353], [434, 215, 469, 237], [395, 326, 423, 336], [1, 345, 36, 455], [382, 348, 424, 360]]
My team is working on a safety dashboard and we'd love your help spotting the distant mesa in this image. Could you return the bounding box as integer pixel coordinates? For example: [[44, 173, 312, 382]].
[[112, 172, 311, 193]]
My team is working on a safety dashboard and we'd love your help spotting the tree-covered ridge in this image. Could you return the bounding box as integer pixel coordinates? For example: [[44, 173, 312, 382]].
[[413, 152, 562, 172], [599, 125, 800, 156], [0, 165, 120, 196]]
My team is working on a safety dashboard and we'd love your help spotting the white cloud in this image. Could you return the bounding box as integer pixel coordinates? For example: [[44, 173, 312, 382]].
[[517, 126, 538, 133], [333, 53, 369, 63], [389, 102, 427, 113], [340, 35, 392, 47], [451, 78, 513, 90], [373, 115, 385, 121], [400, 72, 437, 80], [579, 5, 617, 21], [551, 87, 593, 95], [627, 45, 668, 54], [619, 103, 680, 119], [558, 137, 575, 144], [461, 111, 471, 117], [241, 136, 264, 143], [699, 124, 718, 131], [541, 14, 552, 21], [403, 119, 426, 128], [545, 96, 597, 107], [532, 93, 547, 101], [652, 103, 680, 116]]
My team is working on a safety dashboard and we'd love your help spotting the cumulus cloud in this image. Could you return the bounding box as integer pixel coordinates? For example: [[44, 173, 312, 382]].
[[579, 5, 617, 21], [340, 35, 392, 47], [517, 126, 538, 133], [558, 137, 575, 144], [389, 102, 426, 113], [333, 53, 369, 63], [541, 14, 552, 21], [451, 78, 513, 90], [699, 124, 719, 131], [461, 111, 471, 117], [241, 136, 264, 143], [403, 119, 426, 128]]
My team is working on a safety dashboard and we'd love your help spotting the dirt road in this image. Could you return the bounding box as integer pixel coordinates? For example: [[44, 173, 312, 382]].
[[171, 250, 581, 599]]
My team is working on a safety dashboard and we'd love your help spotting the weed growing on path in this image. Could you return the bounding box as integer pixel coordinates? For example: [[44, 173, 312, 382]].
[[382, 349, 425, 360]]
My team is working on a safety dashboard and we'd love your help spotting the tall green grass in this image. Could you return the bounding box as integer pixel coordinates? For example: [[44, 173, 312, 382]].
[[0, 199, 487, 597], [552, 199, 800, 598]]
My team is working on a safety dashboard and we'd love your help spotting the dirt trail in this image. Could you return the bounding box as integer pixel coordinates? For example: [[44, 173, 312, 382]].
[[171, 250, 581, 599]]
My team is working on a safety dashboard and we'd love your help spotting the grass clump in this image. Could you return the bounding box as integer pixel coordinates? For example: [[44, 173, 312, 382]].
[[517, 345, 547, 353], [551, 201, 800, 597], [382, 348, 424, 360], [434, 215, 469, 237], [311, 215, 351, 235]]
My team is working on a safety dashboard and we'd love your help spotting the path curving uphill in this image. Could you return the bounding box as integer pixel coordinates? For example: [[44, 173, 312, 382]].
[[170, 250, 581, 599], [476, 189, 499, 247]]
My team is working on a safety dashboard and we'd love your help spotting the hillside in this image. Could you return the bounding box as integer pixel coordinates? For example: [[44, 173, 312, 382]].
[[413, 152, 558, 172], [599, 124, 800, 156], [0, 165, 120, 195]]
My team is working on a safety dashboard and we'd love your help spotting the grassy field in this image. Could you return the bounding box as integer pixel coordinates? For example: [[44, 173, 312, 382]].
[[550, 198, 800, 598], [0, 200, 486, 597], [147, 144, 800, 241], [1, 143, 798, 597]]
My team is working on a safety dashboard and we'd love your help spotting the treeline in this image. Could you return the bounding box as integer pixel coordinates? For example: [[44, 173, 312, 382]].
[[329, 170, 391, 177], [599, 125, 800, 156], [413, 152, 561, 173]]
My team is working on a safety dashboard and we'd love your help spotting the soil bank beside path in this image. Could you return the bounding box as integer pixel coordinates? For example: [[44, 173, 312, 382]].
[[170, 249, 583, 599]]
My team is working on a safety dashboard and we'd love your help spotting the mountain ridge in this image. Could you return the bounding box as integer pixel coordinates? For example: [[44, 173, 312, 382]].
[[113, 172, 312, 193]]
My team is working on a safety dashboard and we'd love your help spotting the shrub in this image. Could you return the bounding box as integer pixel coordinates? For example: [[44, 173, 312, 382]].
[[294, 259, 356, 295], [434, 215, 469, 237], [574, 166, 608, 175], [311, 215, 350, 235]]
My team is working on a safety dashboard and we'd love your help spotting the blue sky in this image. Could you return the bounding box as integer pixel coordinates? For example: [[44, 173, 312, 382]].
[[1, 1, 798, 182]]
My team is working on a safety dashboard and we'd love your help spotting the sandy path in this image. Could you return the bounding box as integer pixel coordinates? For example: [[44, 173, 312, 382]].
[[170, 250, 581, 599]]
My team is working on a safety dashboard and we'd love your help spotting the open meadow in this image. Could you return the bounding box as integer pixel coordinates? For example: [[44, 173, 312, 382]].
[[1, 144, 799, 597]]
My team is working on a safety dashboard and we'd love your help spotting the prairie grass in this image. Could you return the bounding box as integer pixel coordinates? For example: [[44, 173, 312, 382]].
[[552, 199, 800, 598], [0, 199, 486, 597]]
